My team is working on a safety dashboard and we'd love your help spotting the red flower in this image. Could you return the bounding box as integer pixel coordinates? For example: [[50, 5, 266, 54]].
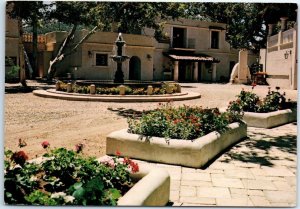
[[123, 157, 139, 173], [173, 119, 180, 124], [41, 141, 50, 149], [11, 151, 28, 166], [115, 150, 121, 156], [130, 161, 139, 173]]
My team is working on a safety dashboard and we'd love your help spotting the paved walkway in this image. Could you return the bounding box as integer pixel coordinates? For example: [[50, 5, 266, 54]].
[[135, 122, 297, 207]]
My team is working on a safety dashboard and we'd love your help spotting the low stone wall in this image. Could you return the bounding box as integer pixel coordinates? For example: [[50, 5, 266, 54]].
[[117, 164, 170, 206], [243, 108, 297, 128], [106, 122, 247, 168]]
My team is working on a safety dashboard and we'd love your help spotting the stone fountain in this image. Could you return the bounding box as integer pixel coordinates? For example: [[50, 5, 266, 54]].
[[111, 33, 130, 83]]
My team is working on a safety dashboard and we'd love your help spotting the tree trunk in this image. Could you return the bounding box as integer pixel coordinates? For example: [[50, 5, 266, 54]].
[[17, 18, 27, 87], [47, 25, 99, 80]]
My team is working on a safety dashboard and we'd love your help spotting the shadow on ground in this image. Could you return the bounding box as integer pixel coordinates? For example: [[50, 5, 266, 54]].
[[107, 107, 153, 118], [5, 80, 55, 94], [220, 132, 297, 167]]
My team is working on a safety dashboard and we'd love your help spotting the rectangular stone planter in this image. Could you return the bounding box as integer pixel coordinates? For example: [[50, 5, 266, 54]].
[[106, 122, 247, 168], [243, 108, 297, 128]]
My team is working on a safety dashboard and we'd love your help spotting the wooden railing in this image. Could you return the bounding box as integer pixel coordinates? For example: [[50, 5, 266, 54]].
[[22, 33, 46, 43]]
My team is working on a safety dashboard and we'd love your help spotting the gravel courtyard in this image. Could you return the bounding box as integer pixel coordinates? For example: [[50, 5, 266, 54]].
[[4, 81, 297, 206], [4, 81, 297, 159]]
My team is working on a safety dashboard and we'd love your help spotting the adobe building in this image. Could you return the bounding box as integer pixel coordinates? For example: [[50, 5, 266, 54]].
[[6, 16, 258, 83], [5, 13, 20, 77], [41, 18, 257, 82], [259, 16, 298, 90]]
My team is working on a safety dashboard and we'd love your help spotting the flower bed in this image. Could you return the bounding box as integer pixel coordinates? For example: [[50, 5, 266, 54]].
[[106, 104, 247, 168], [227, 86, 297, 128], [57, 82, 178, 95], [4, 145, 169, 206]]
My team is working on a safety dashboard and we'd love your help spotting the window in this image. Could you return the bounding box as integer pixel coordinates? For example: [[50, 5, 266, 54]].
[[5, 56, 17, 66], [211, 31, 219, 49], [95, 53, 108, 66], [172, 27, 186, 48]]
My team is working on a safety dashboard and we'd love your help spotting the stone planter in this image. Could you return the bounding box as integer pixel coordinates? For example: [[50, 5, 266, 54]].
[[243, 108, 297, 128], [106, 122, 247, 168], [117, 163, 170, 206]]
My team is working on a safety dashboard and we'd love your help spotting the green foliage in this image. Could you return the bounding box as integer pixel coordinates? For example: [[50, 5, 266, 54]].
[[128, 104, 243, 140], [184, 3, 297, 52], [4, 147, 138, 206], [57, 82, 176, 95], [236, 89, 260, 112], [25, 190, 58, 206], [228, 87, 292, 113], [5, 57, 20, 82]]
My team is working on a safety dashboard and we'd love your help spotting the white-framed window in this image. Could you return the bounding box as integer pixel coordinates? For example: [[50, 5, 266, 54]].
[[210, 31, 220, 49], [94, 53, 109, 67]]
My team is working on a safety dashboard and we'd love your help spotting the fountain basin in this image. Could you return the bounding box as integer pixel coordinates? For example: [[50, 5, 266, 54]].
[[75, 80, 164, 88]]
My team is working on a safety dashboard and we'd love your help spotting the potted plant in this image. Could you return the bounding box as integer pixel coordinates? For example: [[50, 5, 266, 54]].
[[106, 103, 247, 168]]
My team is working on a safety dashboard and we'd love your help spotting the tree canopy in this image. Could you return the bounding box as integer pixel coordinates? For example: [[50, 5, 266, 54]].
[[184, 3, 297, 52]]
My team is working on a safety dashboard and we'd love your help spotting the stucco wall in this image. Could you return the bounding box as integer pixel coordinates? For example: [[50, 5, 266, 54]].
[[5, 16, 19, 77], [261, 28, 297, 89], [51, 30, 155, 80]]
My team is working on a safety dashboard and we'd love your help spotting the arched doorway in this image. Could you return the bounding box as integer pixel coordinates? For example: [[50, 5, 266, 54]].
[[129, 56, 141, 80]]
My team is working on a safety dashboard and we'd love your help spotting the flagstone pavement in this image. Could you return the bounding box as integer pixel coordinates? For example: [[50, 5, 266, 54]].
[[135, 122, 297, 207]]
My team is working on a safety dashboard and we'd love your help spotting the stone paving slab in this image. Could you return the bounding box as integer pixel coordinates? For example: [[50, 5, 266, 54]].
[[216, 197, 254, 206], [132, 123, 297, 207]]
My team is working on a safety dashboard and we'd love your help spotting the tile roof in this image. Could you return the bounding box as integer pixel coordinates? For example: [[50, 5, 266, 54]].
[[165, 53, 219, 63]]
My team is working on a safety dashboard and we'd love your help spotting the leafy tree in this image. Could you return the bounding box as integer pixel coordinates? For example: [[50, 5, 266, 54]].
[[46, 2, 186, 79], [185, 3, 297, 52], [6, 1, 50, 78]]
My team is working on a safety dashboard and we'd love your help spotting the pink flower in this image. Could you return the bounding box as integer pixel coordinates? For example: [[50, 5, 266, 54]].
[[41, 141, 50, 149], [99, 156, 115, 169]]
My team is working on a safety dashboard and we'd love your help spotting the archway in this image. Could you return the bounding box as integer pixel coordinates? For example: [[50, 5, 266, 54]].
[[129, 56, 141, 80]]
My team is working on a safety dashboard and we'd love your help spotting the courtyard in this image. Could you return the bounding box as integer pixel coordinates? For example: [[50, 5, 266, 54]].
[[4, 81, 297, 206]]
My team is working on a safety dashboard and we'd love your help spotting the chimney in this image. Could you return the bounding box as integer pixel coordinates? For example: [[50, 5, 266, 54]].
[[280, 17, 288, 31]]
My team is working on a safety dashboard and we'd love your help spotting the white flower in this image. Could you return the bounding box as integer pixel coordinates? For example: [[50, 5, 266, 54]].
[[29, 175, 38, 182], [51, 192, 66, 199], [64, 195, 75, 203]]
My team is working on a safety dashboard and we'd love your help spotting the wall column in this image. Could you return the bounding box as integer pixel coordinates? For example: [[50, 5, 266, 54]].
[[291, 26, 297, 90], [173, 61, 179, 81], [193, 62, 198, 82], [238, 50, 248, 84], [212, 63, 217, 82], [280, 17, 288, 31], [268, 24, 274, 37]]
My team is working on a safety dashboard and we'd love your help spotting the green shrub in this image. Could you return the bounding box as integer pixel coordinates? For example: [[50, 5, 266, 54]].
[[229, 87, 291, 113], [4, 147, 138, 206], [128, 103, 243, 140], [57, 82, 176, 95]]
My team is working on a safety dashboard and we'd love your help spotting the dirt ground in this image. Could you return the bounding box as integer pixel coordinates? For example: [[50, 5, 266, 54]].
[[4, 80, 298, 159]]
